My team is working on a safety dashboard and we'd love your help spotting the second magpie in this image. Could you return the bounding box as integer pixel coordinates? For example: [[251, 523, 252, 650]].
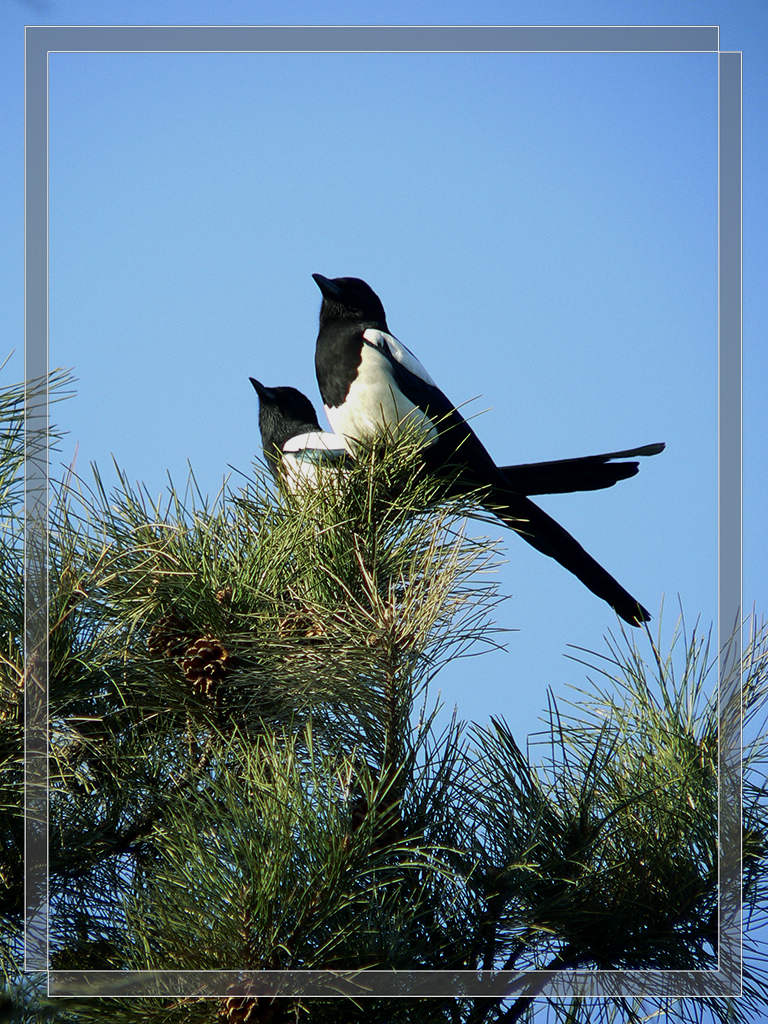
[[250, 378, 349, 491]]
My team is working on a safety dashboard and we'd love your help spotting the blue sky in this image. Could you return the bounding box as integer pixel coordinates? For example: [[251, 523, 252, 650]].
[[1, 1, 766, 742]]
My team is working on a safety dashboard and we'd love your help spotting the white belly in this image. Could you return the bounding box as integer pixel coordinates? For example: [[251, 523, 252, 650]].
[[325, 345, 437, 450]]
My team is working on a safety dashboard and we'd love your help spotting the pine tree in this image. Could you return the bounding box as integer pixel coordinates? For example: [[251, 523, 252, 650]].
[[1, 369, 767, 1024]]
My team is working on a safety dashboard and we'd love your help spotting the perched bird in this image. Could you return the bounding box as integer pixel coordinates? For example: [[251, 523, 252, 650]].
[[250, 378, 348, 490], [312, 273, 663, 625], [252, 376, 662, 497]]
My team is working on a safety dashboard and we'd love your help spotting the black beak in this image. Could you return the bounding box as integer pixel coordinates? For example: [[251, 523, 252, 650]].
[[250, 378, 273, 400], [312, 273, 342, 299]]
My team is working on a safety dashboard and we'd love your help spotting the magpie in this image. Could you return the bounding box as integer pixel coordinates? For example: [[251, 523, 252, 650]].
[[252, 377, 662, 497], [250, 378, 348, 490], [312, 273, 662, 626]]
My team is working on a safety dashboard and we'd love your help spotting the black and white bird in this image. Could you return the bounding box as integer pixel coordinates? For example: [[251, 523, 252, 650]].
[[252, 376, 661, 498], [250, 378, 348, 490], [312, 273, 663, 626]]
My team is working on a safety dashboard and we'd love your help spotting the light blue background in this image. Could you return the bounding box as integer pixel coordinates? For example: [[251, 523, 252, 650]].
[[2, 2, 765, 744]]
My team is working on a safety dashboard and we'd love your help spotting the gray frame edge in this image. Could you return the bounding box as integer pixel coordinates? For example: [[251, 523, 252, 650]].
[[26, 23, 718, 52], [24, 24, 50, 975], [716, 49, 743, 997]]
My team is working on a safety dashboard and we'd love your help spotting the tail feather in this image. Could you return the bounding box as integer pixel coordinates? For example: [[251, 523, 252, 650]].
[[485, 480, 651, 626], [498, 442, 665, 496]]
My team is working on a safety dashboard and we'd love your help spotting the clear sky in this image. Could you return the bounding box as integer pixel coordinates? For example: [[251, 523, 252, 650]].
[[1, 0, 766, 742]]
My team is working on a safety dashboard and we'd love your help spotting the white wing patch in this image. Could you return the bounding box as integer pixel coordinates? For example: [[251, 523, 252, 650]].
[[361, 328, 437, 386], [282, 431, 347, 456], [324, 339, 438, 450], [280, 431, 348, 492]]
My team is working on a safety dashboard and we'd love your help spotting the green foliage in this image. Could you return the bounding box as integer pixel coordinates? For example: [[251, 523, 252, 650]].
[[474, 623, 722, 974], [1, 370, 767, 1024]]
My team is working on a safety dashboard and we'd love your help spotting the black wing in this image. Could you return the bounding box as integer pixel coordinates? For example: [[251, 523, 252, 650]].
[[362, 332, 499, 479], [365, 335, 654, 624]]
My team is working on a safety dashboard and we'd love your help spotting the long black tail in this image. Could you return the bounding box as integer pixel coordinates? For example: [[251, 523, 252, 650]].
[[485, 477, 651, 626], [498, 442, 665, 496]]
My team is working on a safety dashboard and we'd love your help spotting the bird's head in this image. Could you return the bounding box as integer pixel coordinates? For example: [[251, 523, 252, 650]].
[[250, 378, 321, 448], [312, 274, 388, 329]]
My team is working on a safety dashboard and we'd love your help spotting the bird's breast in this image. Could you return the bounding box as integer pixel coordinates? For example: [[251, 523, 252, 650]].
[[325, 344, 438, 449]]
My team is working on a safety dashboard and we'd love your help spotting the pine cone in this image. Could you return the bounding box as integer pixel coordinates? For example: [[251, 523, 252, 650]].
[[146, 613, 191, 660], [277, 611, 304, 638], [278, 610, 326, 641], [179, 635, 230, 698]]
